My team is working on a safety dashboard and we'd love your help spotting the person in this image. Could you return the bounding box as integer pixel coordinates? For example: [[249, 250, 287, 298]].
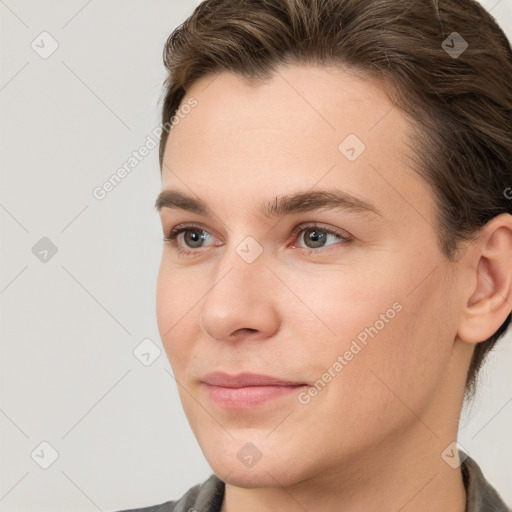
[[119, 0, 512, 510]]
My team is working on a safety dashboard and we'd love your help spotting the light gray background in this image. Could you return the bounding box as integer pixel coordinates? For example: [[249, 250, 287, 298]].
[[1, 1, 511, 511]]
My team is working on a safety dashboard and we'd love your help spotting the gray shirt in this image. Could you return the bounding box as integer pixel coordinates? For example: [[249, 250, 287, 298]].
[[117, 455, 511, 512]]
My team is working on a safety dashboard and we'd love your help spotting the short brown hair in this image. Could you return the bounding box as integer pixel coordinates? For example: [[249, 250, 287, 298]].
[[158, 0, 512, 401]]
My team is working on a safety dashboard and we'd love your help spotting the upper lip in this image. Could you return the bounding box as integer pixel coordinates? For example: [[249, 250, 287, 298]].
[[202, 372, 305, 388]]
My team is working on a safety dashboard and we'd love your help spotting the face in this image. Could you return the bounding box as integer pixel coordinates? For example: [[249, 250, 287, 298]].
[[156, 65, 464, 488]]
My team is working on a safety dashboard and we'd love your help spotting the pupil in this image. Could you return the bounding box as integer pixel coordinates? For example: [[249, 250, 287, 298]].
[[186, 230, 204, 247], [306, 229, 326, 248]]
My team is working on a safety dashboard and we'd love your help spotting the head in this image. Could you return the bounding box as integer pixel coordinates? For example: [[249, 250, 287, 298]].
[[155, 0, 512, 488]]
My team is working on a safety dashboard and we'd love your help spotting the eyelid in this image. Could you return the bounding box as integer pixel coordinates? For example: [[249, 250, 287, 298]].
[[288, 222, 352, 245], [164, 222, 221, 241]]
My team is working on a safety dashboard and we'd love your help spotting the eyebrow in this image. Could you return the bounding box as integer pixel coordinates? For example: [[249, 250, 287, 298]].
[[155, 188, 383, 218]]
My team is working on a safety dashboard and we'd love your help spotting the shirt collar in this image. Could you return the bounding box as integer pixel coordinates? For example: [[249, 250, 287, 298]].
[[461, 453, 511, 512]]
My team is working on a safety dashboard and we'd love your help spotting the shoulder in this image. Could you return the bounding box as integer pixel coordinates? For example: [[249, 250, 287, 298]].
[[115, 474, 224, 512], [462, 454, 512, 512]]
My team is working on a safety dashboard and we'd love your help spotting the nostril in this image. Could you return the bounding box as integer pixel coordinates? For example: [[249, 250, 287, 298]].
[[236, 328, 258, 335]]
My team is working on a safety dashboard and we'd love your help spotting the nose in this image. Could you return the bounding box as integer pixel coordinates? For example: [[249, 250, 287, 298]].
[[199, 246, 280, 343]]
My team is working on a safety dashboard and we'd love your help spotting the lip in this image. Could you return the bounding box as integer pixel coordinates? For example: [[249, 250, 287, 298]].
[[202, 372, 304, 387], [202, 372, 307, 409]]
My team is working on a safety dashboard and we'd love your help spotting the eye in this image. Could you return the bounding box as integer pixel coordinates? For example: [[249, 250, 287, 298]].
[[163, 225, 217, 255], [291, 223, 352, 250], [163, 222, 352, 256]]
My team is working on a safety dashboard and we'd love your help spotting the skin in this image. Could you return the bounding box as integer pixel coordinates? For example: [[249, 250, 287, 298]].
[[155, 64, 512, 512]]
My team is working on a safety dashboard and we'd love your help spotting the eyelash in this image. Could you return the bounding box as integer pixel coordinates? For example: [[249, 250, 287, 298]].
[[163, 223, 352, 257]]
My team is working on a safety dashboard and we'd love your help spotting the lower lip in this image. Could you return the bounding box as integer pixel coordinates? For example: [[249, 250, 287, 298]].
[[205, 384, 305, 409]]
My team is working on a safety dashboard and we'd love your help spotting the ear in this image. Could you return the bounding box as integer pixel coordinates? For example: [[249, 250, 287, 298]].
[[457, 213, 512, 344]]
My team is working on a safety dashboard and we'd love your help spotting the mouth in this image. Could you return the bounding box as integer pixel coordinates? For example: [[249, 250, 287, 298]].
[[202, 372, 307, 409]]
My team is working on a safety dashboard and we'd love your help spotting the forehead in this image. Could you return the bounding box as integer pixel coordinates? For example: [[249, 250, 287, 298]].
[[171, 65, 397, 146], [161, 65, 433, 228]]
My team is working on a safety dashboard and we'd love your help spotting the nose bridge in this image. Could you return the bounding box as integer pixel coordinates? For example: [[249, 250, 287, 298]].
[[213, 233, 269, 297], [207, 237, 269, 311], [199, 238, 279, 341]]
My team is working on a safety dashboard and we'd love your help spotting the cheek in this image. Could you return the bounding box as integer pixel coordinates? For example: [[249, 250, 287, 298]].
[[289, 257, 455, 413], [156, 258, 201, 367], [284, 260, 403, 351]]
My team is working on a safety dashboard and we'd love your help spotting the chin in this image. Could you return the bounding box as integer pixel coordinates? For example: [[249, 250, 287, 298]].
[[203, 440, 307, 489], [220, 468, 276, 488], [212, 461, 297, 489]]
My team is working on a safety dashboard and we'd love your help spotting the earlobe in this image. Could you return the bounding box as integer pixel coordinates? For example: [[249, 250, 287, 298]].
[[457, 214, 512, 344]]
